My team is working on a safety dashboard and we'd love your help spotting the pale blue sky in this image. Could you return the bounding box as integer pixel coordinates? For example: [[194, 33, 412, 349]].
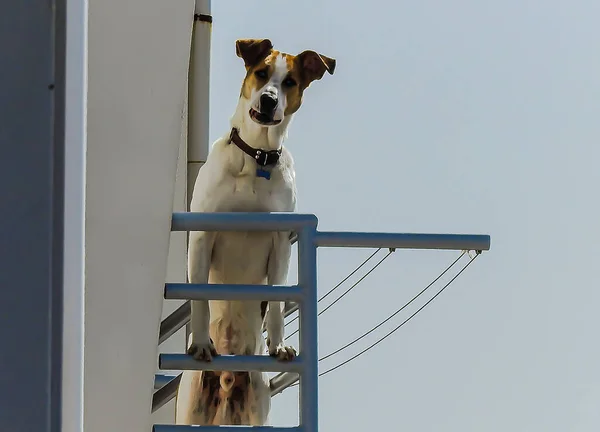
[[209, 1, 600, 430]]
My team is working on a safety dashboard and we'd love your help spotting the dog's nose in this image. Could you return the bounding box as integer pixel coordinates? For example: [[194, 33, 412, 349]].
[[260, 92, 278, 114]]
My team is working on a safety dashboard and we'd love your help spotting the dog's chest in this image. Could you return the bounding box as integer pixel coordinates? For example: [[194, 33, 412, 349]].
[[195, 142, 295, 214], [209, 231, 274, 285], [222, 168, 292, 213]]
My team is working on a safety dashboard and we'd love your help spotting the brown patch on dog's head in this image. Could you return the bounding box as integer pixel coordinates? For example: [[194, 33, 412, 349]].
[[236, 39, 336, 123], [296, 50, 336, 85], [281, 50, 336, 115], [236, 38, 273, 69], [236, 38, 278, 100]]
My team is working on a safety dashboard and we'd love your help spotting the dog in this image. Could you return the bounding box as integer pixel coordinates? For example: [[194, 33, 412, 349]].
[[174, 38, 335, 425]]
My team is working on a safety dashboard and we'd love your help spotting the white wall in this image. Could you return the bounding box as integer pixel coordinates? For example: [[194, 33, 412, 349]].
[[151, 91, 190, 425], [85, 1, 195, 431]]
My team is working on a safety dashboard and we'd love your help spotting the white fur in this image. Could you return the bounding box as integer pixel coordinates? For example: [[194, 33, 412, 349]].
[[175, 53, 297, 426]]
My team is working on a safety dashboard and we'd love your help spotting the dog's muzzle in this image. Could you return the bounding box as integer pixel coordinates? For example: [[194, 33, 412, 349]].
[[259, 92, 278, 116]]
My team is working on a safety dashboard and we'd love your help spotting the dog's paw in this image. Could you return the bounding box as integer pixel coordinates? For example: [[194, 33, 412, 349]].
[[268, 342, 297, 362], [187, 338, 218, 361]]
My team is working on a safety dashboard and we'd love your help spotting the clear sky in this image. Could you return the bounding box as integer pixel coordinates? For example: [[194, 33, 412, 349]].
[[209, 1, 600, 430]]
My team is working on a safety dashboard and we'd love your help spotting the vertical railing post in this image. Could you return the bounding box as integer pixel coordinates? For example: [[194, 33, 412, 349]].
[[298, 226, 319, 431]]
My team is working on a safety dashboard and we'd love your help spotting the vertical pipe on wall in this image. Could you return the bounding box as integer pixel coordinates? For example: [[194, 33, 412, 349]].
[[187, 0, 211, 210], [185, 0, 211, 344], [63, 0, 87, 430]]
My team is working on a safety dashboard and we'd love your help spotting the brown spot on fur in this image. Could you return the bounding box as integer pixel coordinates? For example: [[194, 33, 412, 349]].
[[196, 369, 257, 425], [236, 39, 336, 117], [215, 371, 252, 425], [296, 50, 336, 83], [231, 386, 245, 411], [236, 38, 273, 69], [283, 51, 336, 115], [195, 371, 221, 422], [239, 51, 309, 116], [239, 49, 281, 99], [280, 53, 304, 116], [233, 412, 242, 424]]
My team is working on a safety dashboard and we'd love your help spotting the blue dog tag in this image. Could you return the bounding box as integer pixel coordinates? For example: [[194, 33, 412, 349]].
[[256, 168, 271, 180]]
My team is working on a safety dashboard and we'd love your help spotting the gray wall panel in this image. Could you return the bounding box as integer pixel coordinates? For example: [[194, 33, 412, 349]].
[[0, 0, 65, 431]]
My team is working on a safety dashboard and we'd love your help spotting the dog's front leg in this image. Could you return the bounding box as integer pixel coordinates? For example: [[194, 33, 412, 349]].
[[188, 230, 218, 361], [265, 232, 296, 361]]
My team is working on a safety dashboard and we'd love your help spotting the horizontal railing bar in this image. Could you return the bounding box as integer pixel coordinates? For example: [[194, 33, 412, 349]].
[[171, 212, 318, 232], [159, 354, 305, 373], [165, 283, 304, 302], [159, 302, 191, 345], [270, 371, 300, 397], [158, 231, 299, 345], [154, 426, 302, 432], [154, 373, 177, 389], [315, 231, 491, 251], [156, 211, 492, 417]]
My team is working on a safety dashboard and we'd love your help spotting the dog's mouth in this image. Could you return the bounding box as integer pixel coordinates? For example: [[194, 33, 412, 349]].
[[249, 108, 281, 126]]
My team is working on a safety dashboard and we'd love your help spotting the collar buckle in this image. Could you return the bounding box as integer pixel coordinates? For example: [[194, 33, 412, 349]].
[[255, 150, 271, 167]]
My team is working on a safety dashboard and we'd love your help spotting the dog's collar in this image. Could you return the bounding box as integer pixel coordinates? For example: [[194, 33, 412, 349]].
[[228, 128, 282, 168]]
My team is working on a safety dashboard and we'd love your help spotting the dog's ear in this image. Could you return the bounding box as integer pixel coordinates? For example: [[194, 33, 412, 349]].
[[297, 50, 336, 84], [235, 38, 273, 68]]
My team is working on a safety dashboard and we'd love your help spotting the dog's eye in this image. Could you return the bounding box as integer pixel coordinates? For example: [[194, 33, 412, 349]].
[[282, 77, 297, 88], [254, 69, 268, 79]]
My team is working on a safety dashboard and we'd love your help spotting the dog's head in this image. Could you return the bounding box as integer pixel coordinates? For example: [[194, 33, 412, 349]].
[[236, 38, 336, 127]]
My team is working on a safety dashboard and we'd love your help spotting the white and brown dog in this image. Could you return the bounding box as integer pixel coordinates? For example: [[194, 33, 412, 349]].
[[175, 39, 335, 425]]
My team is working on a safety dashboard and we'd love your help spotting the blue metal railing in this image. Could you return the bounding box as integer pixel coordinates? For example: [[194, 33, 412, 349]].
[[154, 213, 321, 432], [156, 428, 301, 432], [153, 212, 491, 431]]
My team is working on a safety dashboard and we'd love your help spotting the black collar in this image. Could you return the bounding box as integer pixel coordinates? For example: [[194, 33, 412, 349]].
[[228, 128, 282, 167]]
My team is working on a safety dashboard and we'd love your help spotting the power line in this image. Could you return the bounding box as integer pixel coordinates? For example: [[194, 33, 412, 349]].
[[319, 251, 466, 362], [289, 252, 479, 386], [318, 249, 382, 304], [285, 249, 394, 340], [318, 253, 479, 378], [317, 250, 393, 318], [284, 248, 382, 328]]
